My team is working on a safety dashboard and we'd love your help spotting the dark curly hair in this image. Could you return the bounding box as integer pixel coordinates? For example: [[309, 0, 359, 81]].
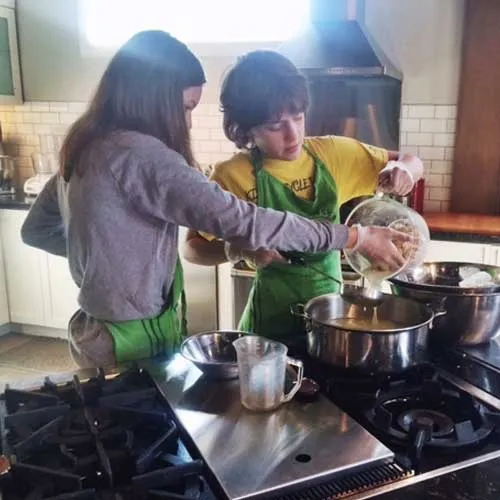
[[220, 50, 309, 149]]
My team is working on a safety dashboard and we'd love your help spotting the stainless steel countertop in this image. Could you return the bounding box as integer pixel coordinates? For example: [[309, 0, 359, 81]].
[[146, 355, 394, 500]]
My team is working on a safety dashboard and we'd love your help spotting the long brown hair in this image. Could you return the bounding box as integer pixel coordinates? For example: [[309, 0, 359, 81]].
[[220, 50, 309, 149], [60, 30, 206, 180]]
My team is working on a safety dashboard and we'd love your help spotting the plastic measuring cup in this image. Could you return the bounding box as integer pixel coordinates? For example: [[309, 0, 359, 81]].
[[233, 336, 304, 412]]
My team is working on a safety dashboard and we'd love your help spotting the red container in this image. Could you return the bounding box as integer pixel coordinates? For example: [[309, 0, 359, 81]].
[[408, 178, 425, 214]]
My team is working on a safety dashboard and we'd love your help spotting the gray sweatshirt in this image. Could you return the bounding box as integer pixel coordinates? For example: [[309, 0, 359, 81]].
[[21, 131, 348, 321]]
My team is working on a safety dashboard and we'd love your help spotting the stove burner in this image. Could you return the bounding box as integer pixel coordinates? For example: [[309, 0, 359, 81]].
[[398, 409, 455, 438], [0, 366, 215, 500], [365, 379, 495, 467]]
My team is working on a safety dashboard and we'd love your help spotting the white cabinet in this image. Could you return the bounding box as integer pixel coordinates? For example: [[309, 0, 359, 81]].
[[426, 240, 487, 265], [0, 236, 9, 326], [482, 245, 500, 267], [0, 210, 46, 325], [0, 209, 79, 330], [43, 254, 79, 329], [0, 5, 22, 104]]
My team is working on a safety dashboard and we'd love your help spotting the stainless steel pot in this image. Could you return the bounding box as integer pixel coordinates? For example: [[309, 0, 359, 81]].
[[390, 262, 500, 346], [292, 285, 444, 372]]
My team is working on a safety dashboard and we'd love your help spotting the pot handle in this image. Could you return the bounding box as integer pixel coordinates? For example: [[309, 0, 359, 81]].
[[290, 303, 309, 319], [427, 297, 447, 327]]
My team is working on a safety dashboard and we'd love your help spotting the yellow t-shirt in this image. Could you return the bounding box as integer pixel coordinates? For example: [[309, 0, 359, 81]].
[[201, 136, 388, 240]]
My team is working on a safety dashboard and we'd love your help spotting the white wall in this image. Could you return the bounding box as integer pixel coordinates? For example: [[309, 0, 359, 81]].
[[366, 0, 465, 105], [17, 0, 464, 105]]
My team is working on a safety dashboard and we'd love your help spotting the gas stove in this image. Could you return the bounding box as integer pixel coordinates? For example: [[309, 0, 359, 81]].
[[3, 348, 500, 500], [311, 363, 500, 473], [0, 367, 218, 500]]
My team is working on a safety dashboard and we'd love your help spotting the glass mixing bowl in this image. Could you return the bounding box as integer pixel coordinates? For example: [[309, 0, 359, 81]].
[[344, 194, 430, 285]]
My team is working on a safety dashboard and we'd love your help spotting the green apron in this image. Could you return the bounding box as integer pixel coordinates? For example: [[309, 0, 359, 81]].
[[238, 146, 342, 340], [105, 259, 187, 363]]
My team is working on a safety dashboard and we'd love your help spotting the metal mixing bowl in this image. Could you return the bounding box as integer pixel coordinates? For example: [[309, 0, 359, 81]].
[[180, 330, 248, 379]]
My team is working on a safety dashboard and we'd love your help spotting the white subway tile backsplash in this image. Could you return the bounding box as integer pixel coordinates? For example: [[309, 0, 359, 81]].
[[400, 118, 420, 133], [196, 141, 221, 153], [49, 102, 68, 112], [59, 112, 81, 125], [191, 128, 210, 141], [68, 102, 87, 113], [41, 113, 60, 124], [435, 106, 457, 120], [420, 118, 447, 133], [429, 187, 450, 201], [406, 132, 433, 146], [16, 124, 34, 134], [418, 146, 445, 160], [401, 145, 419, 156], [202, 116, 222, 129], [433, 133, 455, 147], [209, 128, 227, 141], [431, 160, 453, 174], [209, 104, 221, 116], [408, 105, 435, 118], [429, 174, 444, 187], [423, 200, 442, 212], [0, 101, 457, 212], [23, 112, 42, 123], [30, 102, 51, 112]]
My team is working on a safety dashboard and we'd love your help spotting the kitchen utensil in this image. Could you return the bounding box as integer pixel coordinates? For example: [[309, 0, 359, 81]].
[[180, 330, 248, 380], [23, 152, 57, 196], [390, 261, 500, 346], [280, 251, 384, 307], [291, 284, 445, 372], [344, 194, 430, 287], [233, 336, 303, 411], [0, 155, 15, 194]]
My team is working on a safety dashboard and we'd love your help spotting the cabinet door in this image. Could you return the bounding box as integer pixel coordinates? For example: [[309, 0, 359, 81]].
[[426, 240, 486, 264], [43, 254, 79, 330], [482, 244, 500, 267], [451, 0, 500, 213], [0, 238, 9, 325], [0, 6, 22, 104], [0, 210, 46, 325]]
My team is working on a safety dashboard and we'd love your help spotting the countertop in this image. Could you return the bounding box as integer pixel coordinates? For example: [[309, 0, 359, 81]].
[[0, 191, 35, 210], [425, 212, 500, 243], [373, 457, 500, 499]]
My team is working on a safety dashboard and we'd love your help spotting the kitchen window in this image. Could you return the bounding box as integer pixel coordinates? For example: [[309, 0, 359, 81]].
[[79, 0, 310, 56]]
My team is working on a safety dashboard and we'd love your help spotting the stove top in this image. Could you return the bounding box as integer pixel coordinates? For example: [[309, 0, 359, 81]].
[[303, 360, 500, 479], [0, 367, 217, 500], [4, 348, 500, 500]]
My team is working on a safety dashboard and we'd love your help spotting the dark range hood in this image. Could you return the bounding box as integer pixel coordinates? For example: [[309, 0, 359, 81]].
[[278, 0, 402, 79]]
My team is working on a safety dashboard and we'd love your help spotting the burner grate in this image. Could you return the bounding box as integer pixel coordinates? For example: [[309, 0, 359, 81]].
[[0, 366, 214, 500]]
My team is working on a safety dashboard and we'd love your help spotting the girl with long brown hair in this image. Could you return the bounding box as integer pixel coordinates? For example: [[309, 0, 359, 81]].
[[20, 31, 395, 368]]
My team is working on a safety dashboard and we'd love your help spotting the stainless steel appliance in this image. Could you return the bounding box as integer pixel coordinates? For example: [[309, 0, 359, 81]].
[[178, 226, 218, 334], [4, 341, 500, 499]]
